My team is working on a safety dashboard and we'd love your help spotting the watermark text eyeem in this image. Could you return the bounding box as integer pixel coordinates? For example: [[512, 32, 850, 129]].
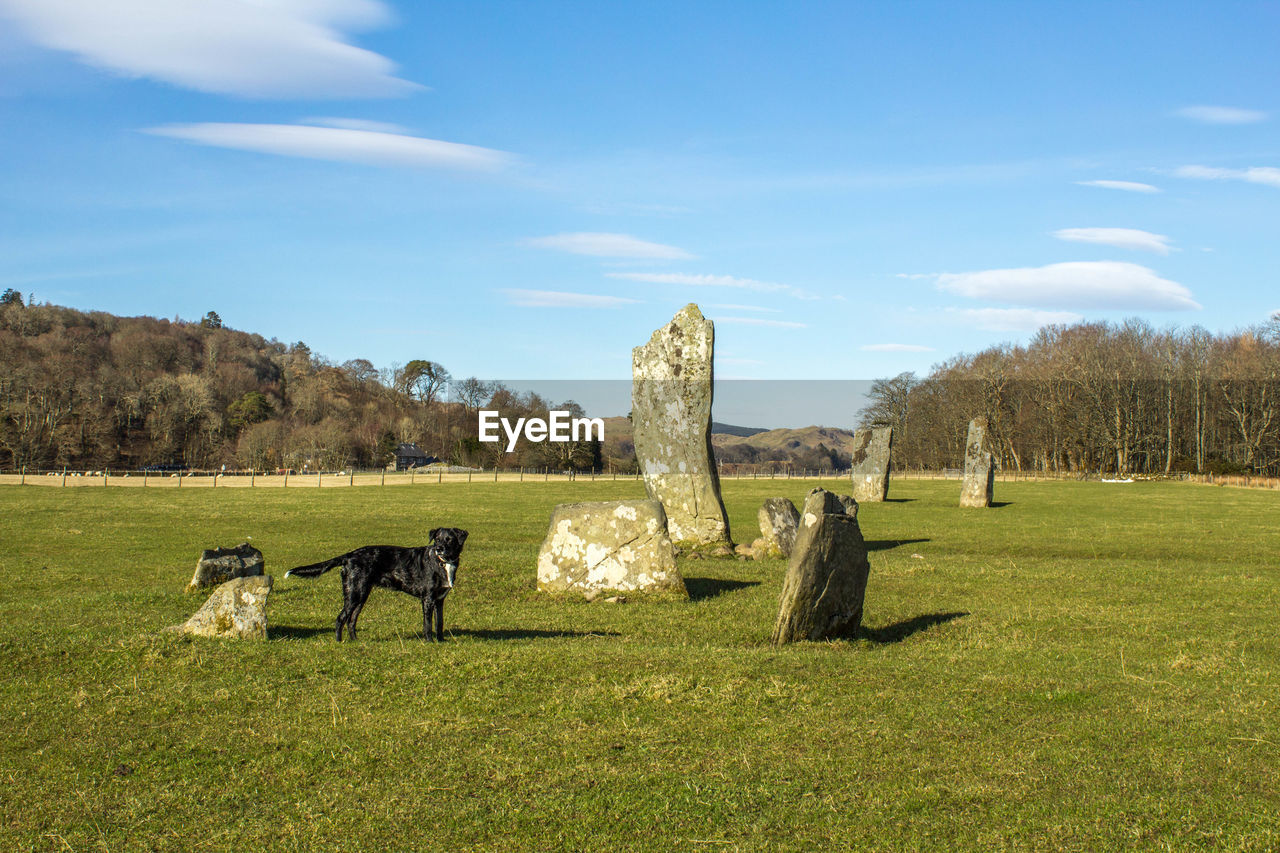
[[478, 410, 605, 453]]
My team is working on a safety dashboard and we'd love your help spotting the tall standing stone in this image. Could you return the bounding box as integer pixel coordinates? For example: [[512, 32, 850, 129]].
[[631, 304, 732, 547], [849, 426, 893, 502], [960, 417, 995, 508], [772, 489, 871, 644]]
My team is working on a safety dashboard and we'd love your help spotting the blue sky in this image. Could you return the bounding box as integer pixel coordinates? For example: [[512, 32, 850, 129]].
[[2, 0, 1278, 390]]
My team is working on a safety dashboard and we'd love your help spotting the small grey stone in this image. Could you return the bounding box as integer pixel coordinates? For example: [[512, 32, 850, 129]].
[[187, 543, 264, 594], [169, 575, 273, 640], [772, 489, 871, 644], [757, 497, 800, 557], [536, 500, 686, 598]]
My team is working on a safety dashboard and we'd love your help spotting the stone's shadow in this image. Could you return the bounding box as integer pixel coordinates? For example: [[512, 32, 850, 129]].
[[882, 498, 917, 503], [684, 577, 762, 602], [450, 628, 621, 641], [863, 537, 930, 552], [858, 611, 968, 644], [269, 624, 330, 640], [989, 501, 1013, 508]]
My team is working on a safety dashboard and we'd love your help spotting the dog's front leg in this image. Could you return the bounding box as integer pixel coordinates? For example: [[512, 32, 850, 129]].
[[421, 597, 436, 641], [435, 598, 445, 642]]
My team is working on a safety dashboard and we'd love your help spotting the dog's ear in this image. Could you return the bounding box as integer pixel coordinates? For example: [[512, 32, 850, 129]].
[[457, 529, 468, 543], [429, 528, 441, 542]]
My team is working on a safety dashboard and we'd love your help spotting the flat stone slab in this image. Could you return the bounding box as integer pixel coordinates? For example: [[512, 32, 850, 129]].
[[631, 303, 732, 547], [537, 499, 686, 598], [187, 542, 264, 593], [772, 489, 871, 644], [757, 497, 800, 557], [960, 417, 995, 508], [849, 426, 893, 502], [169, 575, 273, 640]]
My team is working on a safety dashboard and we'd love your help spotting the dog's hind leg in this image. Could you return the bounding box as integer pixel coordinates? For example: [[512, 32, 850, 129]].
[[345, 575, 374, 641]]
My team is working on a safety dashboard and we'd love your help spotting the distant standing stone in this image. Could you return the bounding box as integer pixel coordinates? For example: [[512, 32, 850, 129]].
[[960, 417, 995, 508], [168, 576, 273, 640], [631, 303, 732, 547], [772, 489, 871, 643], [537, 499, 686, 598], [849, 427, 893, 502], [757, 497, 801, 557], [186, 542, 264, 593]]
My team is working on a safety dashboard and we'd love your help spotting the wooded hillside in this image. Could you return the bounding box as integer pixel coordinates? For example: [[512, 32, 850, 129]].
[[0, 296, 604, 472], [859, 317, 1280, 476]]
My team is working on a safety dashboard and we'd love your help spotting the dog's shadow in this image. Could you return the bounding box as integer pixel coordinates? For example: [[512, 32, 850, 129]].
[[449, 628, 621, 641], [270, 624, 331, 640]]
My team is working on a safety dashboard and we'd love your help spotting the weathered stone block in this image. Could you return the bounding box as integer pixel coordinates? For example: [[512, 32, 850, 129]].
[[168, 576, 273, 640], [757, 497, 800, 557], [536, 500, 686, 598], [186, 542, 264, 593], [772, 489, 871, 644], [631, 304, 732, 547], [849, 426, 893, 502], [960, 417, 995, 508]]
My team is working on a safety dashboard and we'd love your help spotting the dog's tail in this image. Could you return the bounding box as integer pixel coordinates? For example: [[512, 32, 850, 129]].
[[285, 555, 345, 579]]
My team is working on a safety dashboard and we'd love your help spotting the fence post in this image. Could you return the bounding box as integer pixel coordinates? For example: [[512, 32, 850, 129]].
[[438, 468, 442, 483], [545, 467, 549, 482], [104, 468, 108, 487], [250, 470, 255, 487], [20, 465, 25, 486], [213, 472, 217, 488], [380, 469, 385, 486], [411, 468, 416, 485], [143, 469, 147, 488], [494, 467, 499, 482], [282, 470, 288, 488], [62, 466, 67, 487], [349, 470, 354, 487]]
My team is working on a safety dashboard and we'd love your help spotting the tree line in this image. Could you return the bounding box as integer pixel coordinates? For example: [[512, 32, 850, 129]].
[[0, 295, 607, 472], [859, 317, 1280, 476]]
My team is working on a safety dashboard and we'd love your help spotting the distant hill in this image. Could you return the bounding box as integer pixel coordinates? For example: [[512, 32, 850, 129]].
[[598, 416, 852, 471], [711, 422, 769, 437]]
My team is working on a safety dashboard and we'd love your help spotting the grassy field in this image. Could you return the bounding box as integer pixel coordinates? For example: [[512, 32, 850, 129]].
[[2, 478, 1278, 851]]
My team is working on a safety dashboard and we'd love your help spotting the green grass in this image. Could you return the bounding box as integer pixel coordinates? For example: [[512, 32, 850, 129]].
[[2, 478, 1279, 851]]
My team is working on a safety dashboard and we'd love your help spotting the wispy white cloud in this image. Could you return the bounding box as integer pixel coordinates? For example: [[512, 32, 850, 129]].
[[145, 123, 512, 171], [936, 261, 1199, 310], [0, 0, 419, 98], [607, 271, 785, 292], [894, 272, 940, 280], [713, 316, 806, 329], [501, 289, 641, 308], [1076, 180, 1161, 193], [1174, 164, 1280, 189], [524, 233, 694, 260], [301, 117, 409, 134], [1174, 105, 1268, 124], [860, 343, 935, 352], [950, 308, 1084, 332], [1053, 227, 1173, 254]]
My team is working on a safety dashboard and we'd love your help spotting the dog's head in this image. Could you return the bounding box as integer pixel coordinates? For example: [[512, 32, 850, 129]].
[[429, 527, 468, 589]]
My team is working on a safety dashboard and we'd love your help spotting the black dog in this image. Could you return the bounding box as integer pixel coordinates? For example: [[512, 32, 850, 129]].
[[286, 528, 468, 642]]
